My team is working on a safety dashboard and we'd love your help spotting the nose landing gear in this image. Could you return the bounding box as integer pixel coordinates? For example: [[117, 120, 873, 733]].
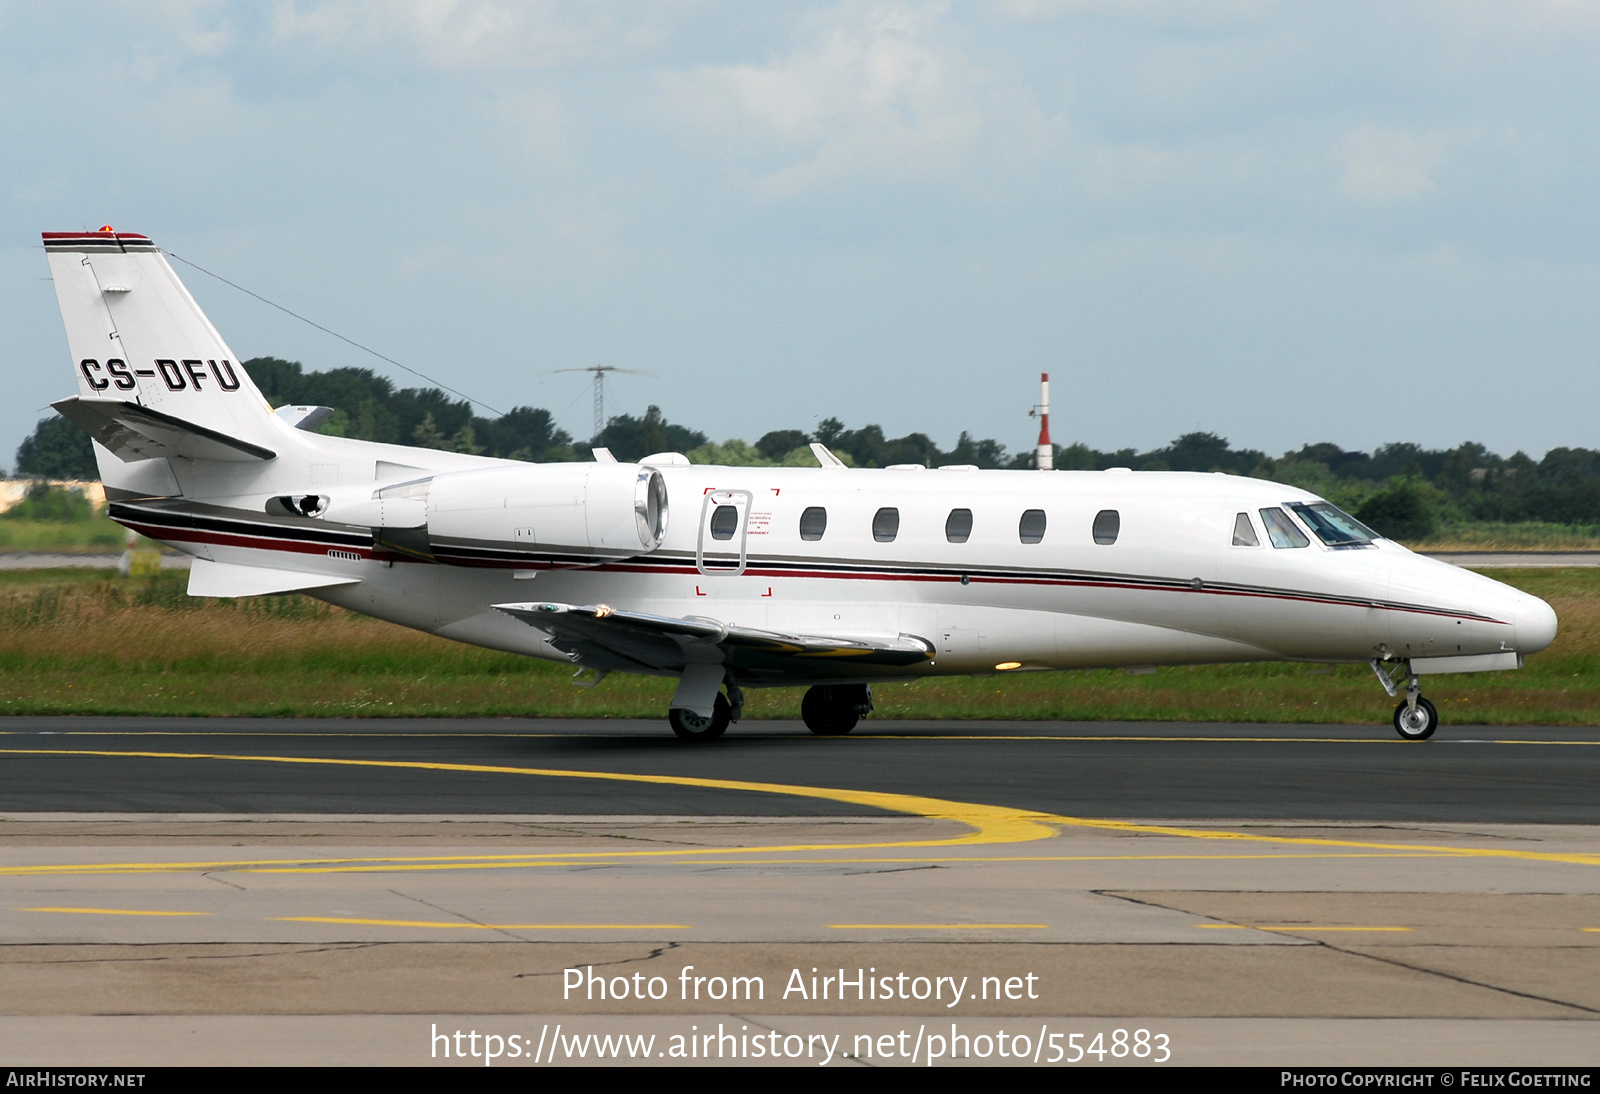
[[1393, 695, 1439, 741], [1371, 659, 1438, 741]]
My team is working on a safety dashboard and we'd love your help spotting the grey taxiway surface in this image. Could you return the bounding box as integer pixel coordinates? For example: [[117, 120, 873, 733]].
[[0, 717, 1596, 1066], [0, 717, 1597, 820]]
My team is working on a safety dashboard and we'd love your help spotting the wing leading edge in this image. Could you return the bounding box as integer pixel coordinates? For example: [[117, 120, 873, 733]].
[[493, 602, 934, 682]]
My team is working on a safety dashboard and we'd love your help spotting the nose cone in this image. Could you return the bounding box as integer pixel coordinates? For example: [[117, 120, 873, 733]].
[[1515, 592, 1559, 655]]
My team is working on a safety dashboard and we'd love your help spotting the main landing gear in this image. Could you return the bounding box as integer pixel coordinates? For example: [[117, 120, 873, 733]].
[[1370, 659, 1439, 741], [667, 693, 732, 742], [664, 681, 873, 740], [667, 683, 743, 743], [801, 684, 873, 736]]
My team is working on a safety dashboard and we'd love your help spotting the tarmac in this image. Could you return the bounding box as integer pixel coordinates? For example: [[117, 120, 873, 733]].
[[0, 719, 1594, 1066]]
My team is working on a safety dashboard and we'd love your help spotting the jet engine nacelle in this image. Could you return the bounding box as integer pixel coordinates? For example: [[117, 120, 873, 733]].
[[421, 462, 669, 560]]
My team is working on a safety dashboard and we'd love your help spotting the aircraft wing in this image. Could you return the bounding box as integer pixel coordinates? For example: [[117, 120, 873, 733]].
[[493, 601, 935, 681], [53, 396, 276, 463]]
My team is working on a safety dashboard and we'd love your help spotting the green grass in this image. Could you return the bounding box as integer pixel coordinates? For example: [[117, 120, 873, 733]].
[[0, 568, 1596, 723], [1410, 523, 1600, 552], [0, 515, 127, 553]]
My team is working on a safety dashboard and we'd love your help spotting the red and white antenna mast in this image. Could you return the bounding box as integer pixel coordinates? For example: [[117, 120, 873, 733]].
[[1035, 372, 1053, 470]]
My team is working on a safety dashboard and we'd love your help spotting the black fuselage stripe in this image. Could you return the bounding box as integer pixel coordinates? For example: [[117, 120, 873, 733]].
[[111, 504, 371, 548], [117, 505, 1502, 624]]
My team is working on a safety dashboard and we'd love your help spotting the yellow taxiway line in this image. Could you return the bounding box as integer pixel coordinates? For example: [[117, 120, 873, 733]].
[[1196, 924, 1411, 932], [20, 906, 209, 917], [272, 917, 688, 930], [829, 923, 1048, 929], [0, 747, 1595, 874], [0, 747, 1055, 850]]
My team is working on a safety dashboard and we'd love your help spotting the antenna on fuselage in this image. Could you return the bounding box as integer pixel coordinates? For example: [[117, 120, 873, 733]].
[[1028, 371, 1053, 471]]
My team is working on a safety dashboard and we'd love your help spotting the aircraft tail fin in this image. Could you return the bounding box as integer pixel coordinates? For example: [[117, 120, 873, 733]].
[[43, 230, 280, 483]]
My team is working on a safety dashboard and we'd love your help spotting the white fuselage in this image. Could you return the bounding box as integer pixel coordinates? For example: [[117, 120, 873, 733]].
[[116, 438, 1559, 688]]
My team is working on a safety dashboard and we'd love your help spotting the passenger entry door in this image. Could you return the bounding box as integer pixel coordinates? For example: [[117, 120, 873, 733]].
[[697, 489, 751, 576]]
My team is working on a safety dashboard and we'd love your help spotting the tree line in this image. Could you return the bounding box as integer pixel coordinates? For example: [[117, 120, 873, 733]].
[[10, 357, 1600, 539]]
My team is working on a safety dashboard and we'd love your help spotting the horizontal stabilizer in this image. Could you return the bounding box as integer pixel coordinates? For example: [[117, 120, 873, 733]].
[[188, 558, 361, 598], [53, 396, 276, 464], [493, 601, 933, 681], [274, 405, 336, 431]]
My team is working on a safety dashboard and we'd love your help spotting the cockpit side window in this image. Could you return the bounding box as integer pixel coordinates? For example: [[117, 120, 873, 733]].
[[1259, 507, 1309, 549], [1288, 502, 1378, 548], [1232, 512, 1261, 547]]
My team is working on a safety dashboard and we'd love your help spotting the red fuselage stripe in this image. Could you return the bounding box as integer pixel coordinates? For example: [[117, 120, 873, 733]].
[[127, 521, 1504, 626]]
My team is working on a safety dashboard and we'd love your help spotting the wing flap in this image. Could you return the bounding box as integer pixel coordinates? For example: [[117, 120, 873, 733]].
[[53, 396, 276, 463], [493, 602, 934, 679]]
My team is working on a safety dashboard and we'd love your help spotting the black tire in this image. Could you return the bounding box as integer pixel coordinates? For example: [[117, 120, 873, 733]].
[[801, 686, 859, 736], [669, 692, 731, 742], [1393, 696, 1438, 741]]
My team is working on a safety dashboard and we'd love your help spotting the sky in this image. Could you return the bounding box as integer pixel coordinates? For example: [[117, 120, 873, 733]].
[[3, 1, 1599, 467]]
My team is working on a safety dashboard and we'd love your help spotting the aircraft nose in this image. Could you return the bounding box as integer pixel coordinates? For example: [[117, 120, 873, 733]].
[[1514, 592, 1558, 654]]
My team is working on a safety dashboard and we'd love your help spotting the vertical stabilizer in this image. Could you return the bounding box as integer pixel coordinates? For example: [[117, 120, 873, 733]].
[[43, 230, 278, 480]]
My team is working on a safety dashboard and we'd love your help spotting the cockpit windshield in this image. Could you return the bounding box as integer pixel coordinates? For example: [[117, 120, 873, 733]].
[[1287, 502, 1379, 548]]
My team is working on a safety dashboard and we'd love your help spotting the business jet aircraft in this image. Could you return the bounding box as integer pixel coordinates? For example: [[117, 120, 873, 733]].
[[41, 229, 1558, 742]]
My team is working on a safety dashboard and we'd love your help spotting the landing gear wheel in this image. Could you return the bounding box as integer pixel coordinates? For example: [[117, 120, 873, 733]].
[[801, 685, 862, 736], [669, 692, 731, 742], [1393, 696, 1438, 741]]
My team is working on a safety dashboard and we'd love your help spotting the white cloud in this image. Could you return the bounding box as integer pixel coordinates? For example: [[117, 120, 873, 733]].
[[269, 0, 651, 69], [661, 4, 988, 197], [994, 0, 1280, 26], [1496, 0, 1600, 32], [100, 0, 238, 59], [1337, 125, 1445, 202], [178, 25, 235, 54], [492, 88, 572, 165], [1088, 142, 1175, 191]]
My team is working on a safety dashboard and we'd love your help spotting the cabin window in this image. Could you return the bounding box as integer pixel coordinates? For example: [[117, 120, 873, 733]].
[[1288, 502, 1377, 548], [799, 506, 827, 541], [1232, 512, 1261, 547], [946, 508, 973, 543], [872, 507, 900, 543], [709, 504, 740, 541], [1092, 509, 1120, 545], [1260, 507, 1310, 549], [1019, 509, 1047, 544]]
